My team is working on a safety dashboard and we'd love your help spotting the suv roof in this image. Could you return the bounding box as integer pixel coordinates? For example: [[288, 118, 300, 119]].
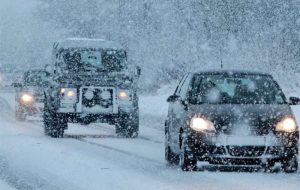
[[53, 38, 124, 50]]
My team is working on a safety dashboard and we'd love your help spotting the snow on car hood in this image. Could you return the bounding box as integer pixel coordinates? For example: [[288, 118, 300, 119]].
[[188, 104, 294, 135]]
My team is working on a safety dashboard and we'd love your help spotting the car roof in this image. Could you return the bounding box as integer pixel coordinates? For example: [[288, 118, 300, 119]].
[[192, 70, 273, 77], [25, 69, 45, 74], [53, 38, 124, 50]]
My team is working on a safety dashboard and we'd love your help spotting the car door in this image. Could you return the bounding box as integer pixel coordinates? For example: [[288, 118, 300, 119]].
[[167, 73, 192, 153]]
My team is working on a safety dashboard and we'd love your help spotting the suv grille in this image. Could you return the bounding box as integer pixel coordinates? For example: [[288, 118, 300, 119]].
[[81, 87, 114, 113]]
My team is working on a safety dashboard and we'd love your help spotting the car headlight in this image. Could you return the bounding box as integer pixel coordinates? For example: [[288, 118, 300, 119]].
[[118, 90, 131, 101], [190, 117, 216, 132], [276, 117, 298, 132], [21, 93, 34, 103]]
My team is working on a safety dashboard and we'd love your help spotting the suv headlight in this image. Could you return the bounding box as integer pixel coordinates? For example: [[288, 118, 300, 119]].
[[190, 117, 216, 132], [118, 90, 131, 101], [60, 88, 77, 104], [276, 117, 298, 133], [61, 88, 76, 97]]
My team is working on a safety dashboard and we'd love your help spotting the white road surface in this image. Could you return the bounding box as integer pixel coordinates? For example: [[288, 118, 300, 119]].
[[0, 87, 299, 190]]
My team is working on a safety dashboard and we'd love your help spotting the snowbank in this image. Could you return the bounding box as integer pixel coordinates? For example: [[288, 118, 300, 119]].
[[0, 180, 14, 190]]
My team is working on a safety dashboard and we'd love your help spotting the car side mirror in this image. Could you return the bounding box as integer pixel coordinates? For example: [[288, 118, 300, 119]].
[[136, 66, 141, 76], [167, 95, 180, 103], [289, 97, 300, 105], [12, 82, 22, 88]]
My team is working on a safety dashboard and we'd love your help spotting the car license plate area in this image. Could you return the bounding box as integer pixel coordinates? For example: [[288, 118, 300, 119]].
[[226, 136, 265, 146], [226, 136, 266, 157], [226, 146, 266, 157]]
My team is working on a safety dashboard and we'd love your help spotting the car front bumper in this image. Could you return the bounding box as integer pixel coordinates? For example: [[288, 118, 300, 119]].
[[18, 102, 44, 115], [187, 131, 299, 165]]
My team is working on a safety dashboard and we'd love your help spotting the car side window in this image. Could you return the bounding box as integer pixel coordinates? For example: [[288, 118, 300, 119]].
[[174, 74, 188, 95], [179, 74, 192, 99]]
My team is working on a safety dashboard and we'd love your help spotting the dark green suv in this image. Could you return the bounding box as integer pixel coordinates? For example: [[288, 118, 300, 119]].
[[44, 38, 140, 138]]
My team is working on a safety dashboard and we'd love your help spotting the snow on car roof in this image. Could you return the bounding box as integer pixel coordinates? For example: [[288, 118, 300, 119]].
[[54, 38, 124, 50], [193, 70, 272, 77]]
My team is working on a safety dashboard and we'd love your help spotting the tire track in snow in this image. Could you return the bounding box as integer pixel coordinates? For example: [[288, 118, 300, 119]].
[[0, 155, 63, 190], [71, 137, 162, 164]]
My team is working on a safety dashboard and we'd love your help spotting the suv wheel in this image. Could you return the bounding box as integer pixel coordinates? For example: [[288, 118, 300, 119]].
[[282, 154, 298, 173], [115, 113, 139, 138], [262, 160, 275, 173], [43, 107, 67, 138]]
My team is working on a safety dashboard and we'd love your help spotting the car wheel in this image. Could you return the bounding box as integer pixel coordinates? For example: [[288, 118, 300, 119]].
[[15, 108, 26, 121], [180, 136, 197, 171], [165, 132, 180, 165], [116, 113, 139, 138], [43, 107, 66, 138], [180, 148, 197, 171], [281, 155, 298, 173]]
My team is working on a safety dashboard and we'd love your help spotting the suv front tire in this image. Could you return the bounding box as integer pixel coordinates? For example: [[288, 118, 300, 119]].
[[43, 106, 67, 138]]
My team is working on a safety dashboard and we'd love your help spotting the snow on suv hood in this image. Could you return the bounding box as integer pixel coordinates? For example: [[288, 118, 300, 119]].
[[57, 72, 133, 87]]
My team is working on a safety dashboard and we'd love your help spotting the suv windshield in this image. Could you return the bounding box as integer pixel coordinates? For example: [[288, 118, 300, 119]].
[[60, 49, 127, 72], [189, 74, 287, 105]]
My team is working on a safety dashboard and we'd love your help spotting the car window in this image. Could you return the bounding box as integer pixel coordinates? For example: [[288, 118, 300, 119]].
[[179, 74, 192, 99], [189, 74, 287, 105], [174, 74, 188, 95]]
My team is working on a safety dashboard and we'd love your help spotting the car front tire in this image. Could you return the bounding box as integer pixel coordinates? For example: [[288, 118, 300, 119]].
[[180, 136, 197, 171], [180, 146, 197, 171], [15, 108, 26, 121]]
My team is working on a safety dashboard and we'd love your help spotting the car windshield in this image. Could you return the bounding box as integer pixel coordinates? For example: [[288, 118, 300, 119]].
[[189, 74, 287, 105], [60, 49, 127, 72]]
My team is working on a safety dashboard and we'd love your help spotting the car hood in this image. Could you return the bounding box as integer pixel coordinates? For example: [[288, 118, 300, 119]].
[[188, 104, 294, 135]]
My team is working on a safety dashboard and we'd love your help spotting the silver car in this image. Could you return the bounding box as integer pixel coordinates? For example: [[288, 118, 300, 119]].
[[165, 71, 299, 172]]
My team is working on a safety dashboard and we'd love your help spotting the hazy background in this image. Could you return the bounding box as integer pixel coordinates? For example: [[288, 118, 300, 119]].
[[1, 0, 300, 92]]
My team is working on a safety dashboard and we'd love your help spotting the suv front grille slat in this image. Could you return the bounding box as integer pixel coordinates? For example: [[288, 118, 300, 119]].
[[81, 87, 114, 113]]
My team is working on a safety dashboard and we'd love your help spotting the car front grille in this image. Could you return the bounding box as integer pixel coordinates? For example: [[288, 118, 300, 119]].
[[226, 146, 266, 157], [81, 87, 114, 113]]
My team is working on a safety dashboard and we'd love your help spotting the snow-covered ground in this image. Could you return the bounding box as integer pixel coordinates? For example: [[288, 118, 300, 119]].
[[0, 87, 299, 190], [0, 180, 14, 190]]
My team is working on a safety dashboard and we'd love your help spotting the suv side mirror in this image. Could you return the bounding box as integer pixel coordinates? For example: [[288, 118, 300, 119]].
[[167, 94, 180, 103], [289, 97, 300, 105], [44, 64, 52, 74], [136, 66, 141, 76]]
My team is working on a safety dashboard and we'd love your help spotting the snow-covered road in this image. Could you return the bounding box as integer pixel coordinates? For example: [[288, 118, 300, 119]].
[[0, 89, 299, 190]]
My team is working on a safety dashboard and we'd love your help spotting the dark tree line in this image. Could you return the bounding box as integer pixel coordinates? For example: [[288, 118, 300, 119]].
[[36, 0, 300, 90]]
